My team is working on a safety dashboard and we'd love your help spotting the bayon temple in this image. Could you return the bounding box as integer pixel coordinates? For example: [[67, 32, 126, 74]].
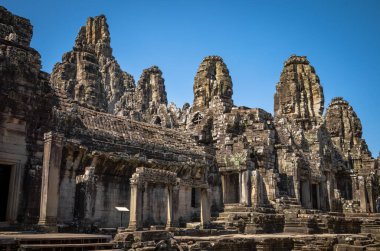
[[1, 6, 380, 250]]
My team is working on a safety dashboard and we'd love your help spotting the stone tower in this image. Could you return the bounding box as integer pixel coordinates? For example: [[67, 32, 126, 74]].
[[325, 97, 371, 160], [274, 55, 324, 126], [50, 15, 135, 112], [135, 66, 168, 113], [192, 56, 233, 113]]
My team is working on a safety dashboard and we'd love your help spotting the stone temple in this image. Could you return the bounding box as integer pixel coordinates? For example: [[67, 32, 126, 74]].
[[1, 6, 380, 251]]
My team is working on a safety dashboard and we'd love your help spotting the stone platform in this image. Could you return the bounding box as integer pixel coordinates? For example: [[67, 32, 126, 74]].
[[114, 230, 380, 250], [0, 232, 113, 250]]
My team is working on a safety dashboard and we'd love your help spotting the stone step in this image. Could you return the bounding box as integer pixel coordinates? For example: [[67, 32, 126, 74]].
[[224, 204, 276, 213], [94, 249, 123, 251], [212, 220, 226, 224], [223, 206, 255, 212], [224, 203, 242, 207], [278, 197, 299, 202], [217, 216, 228, 221], [210, 220, 227, 229], [218, 211, 251, 219], [289, 204, 302, 208], [184, 221, 227, 230], [19, 242, 115, 250]]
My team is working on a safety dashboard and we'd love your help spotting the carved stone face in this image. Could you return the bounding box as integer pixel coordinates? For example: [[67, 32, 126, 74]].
[[282, 100, 294, 114], [193, 56, 233, 110]]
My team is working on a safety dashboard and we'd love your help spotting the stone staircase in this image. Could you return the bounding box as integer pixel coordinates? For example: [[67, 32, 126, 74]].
[[284, 208, 328, 234], [275, 196, 302, 211], [218, 203, 277, 220], [217, 203, 253, 222], [214, 203, 283, 233], [0, 233, 118, 251], [315, 215, 329, 233]]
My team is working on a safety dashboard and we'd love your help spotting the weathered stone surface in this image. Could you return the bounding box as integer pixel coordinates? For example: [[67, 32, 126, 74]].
[[325, 97, 371, 159], [135, 66, 167, 113], [192, 56, 233, 113], [1, 6, 380, 250], [0, 6, 54, 224], [274, 55, 324, 124], [0, 6, 32, 47], [50, 15, 135, 113]]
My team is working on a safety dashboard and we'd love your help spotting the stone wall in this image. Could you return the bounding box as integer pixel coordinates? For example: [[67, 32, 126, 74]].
[[0, 6, 54, 224]]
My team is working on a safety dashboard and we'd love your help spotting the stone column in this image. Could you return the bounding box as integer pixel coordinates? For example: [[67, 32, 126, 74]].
[[128, 177, 143, 230], [326, 173, 334, 211], [251, 170, 260, 209], [240, 170, 249, 206], [358, 176, 368, 212], [239, 171, 243, 203], [366, 178, 374, 213], [200, 188, 210, 228], [38, 132, 64, 230], [6, 162, 22, 224], [171, 184, 180, 228], [221, 174, 227, 204], [142, 182, 149, 224], [351, 175, 359, 201], [166, 185, 174, 229]]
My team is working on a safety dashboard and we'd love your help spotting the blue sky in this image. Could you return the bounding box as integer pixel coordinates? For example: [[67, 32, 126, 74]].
[[2, 0, 380, 156]]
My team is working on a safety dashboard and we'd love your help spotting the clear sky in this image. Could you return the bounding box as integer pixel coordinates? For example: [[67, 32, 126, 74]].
[[2, 0, 380, 156]]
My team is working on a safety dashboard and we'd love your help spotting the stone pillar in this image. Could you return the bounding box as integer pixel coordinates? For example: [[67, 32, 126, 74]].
[[200, 188, 210, 228], [240, 170, 249, 206], [366, 178, 374, 213], [166, 185, 176, 229], [251, 170, 260, 209], [358, 176, 368, 212], [239, 171, 243, 203], [6, 162, 23, 224], [38, 132, 64, 230], [171, 184, 180, 227], [351, 175, 359, 201], [326, 173, 334, 211], [142, 182, 149, 224], [128, 178, 143, 230], [221, 174, 227, 204]]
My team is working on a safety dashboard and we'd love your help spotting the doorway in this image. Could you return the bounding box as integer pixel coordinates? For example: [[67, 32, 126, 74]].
[[191, 187, 200, 208], [0, 164, 11, 221], [224, 173, 240, 204], [300, 180, 310, 208], [311, 184, 318, 209]]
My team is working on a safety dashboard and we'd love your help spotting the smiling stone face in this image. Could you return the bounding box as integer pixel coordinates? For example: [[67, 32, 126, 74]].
[[274, 55, 324, 121], [325, 97, 370, 157], [193, 56, 233, 112]]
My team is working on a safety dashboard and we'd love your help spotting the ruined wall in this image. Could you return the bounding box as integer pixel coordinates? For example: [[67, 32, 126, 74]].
[[0, 6, 54, 223], [57, 149, 135, 228], [49, 98, 212, 227]]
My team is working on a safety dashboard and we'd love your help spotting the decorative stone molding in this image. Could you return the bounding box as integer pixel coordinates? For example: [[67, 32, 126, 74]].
[[130, 167, 177, 185]]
